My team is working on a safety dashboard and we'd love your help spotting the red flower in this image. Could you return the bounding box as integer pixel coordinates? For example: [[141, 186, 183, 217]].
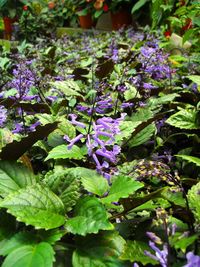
[[164, 30, 171, 38], [23, 5, 28, 11], [48, 2, 55, 9], [103, 4, 109, 12]]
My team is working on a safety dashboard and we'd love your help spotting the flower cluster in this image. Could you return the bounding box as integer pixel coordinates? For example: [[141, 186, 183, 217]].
[[138, 41, 175, 81], [64, 113, 126, 179], [0, 106, 8, 128], [2, 59, 39, 102], [134, 159, 175, 185]]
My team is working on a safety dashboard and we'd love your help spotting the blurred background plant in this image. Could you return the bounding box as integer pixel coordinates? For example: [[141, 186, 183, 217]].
[[18, 0, 78, 41]]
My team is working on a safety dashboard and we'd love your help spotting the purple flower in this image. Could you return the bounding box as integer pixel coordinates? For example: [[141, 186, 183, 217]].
[[64, 112, 126, 179], [183, 252, 200, 267], [28, 121, 41, 132], [65, 134, 84, 149], [146, 232, 162, 244], [68, 114, 86, 128], [3, 59, 38, 102], [0, 106, 7, 127], [12, 123, 24, 134], [144, 241, 168, 267], [143, 82, 157, 90]]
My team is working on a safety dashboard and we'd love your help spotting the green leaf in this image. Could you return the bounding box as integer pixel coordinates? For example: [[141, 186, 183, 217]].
[[57, 119, 76, 139], [120, 240, 158, 265], [170, 234, 198, 253], [130, 107, 154, 122], [37, 229, 64, 245], [72, 231, 125, 267], [124, 84, 137, 101], [188, 182, 200, 222], [80, 168, 109, 196], [161, 188, 185, 207], [50, 80, 82, 97], [0, 232, 37, 256], [116, 121, 141, 142], [131, 0, 149, 13], [166, 108, 199, 129], [0, 161, 37, 197], [147, 93, 179, 109], [65, 196, 114, 236], [35, 114, 56, 125], [176, 155, 200, 167], [0, 128, 13, 150], [128, 123, 156, 148], [45, 145, 85, 161], [44, 167, 81, 212], [0, 184, 65, 230], [101, 175, 144, 204], [187, 75, 200, 86], [47, 131, 65, 147], [2, 242, 55, 267]]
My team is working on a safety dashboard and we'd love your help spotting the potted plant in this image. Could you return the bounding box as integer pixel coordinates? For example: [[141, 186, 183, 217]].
[[0, 0, 23, 38], [73, 0, 95, 29], [109, 0, 133, 30]]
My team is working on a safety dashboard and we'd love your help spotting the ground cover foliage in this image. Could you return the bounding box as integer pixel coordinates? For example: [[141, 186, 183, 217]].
[[0, 28, 200, 266]]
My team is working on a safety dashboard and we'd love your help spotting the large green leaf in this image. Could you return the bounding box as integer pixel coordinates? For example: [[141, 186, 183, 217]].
[[80, 168, 109, 196], [65, 196, 113, 236], [2, 242, 55, 267], [44, 167, 81, 212], [120, 240, 157, 265], [0, 184, 65, 230], [166, 109, 199, 129], [72, 231, 125, 267], [176, 155, 200, 167], [128, 124, 156, 148], [188, 182, 200, 222], [0, 161, 37, 197], [0, 232, 37, 256], [45, 145, 85, 161], [101, 175, 143, 204]]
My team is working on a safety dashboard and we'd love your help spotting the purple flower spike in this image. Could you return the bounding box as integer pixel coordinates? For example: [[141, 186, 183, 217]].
[[144, 241, 168, 267], [0, 106, 7, 127], [68, 114, 86, 128]]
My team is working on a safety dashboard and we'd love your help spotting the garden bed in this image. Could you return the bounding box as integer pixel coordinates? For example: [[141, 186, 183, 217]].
[[0, 27, 200, 267]]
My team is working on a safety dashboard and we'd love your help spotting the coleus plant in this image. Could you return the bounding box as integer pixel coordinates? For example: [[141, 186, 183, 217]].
[[0, 27, 200, 267]]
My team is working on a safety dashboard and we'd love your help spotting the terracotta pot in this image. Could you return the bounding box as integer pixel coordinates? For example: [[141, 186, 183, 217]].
[[3, 17, 13, 33], [111, 9, 132, 30], [79, 13, 94, 29]]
